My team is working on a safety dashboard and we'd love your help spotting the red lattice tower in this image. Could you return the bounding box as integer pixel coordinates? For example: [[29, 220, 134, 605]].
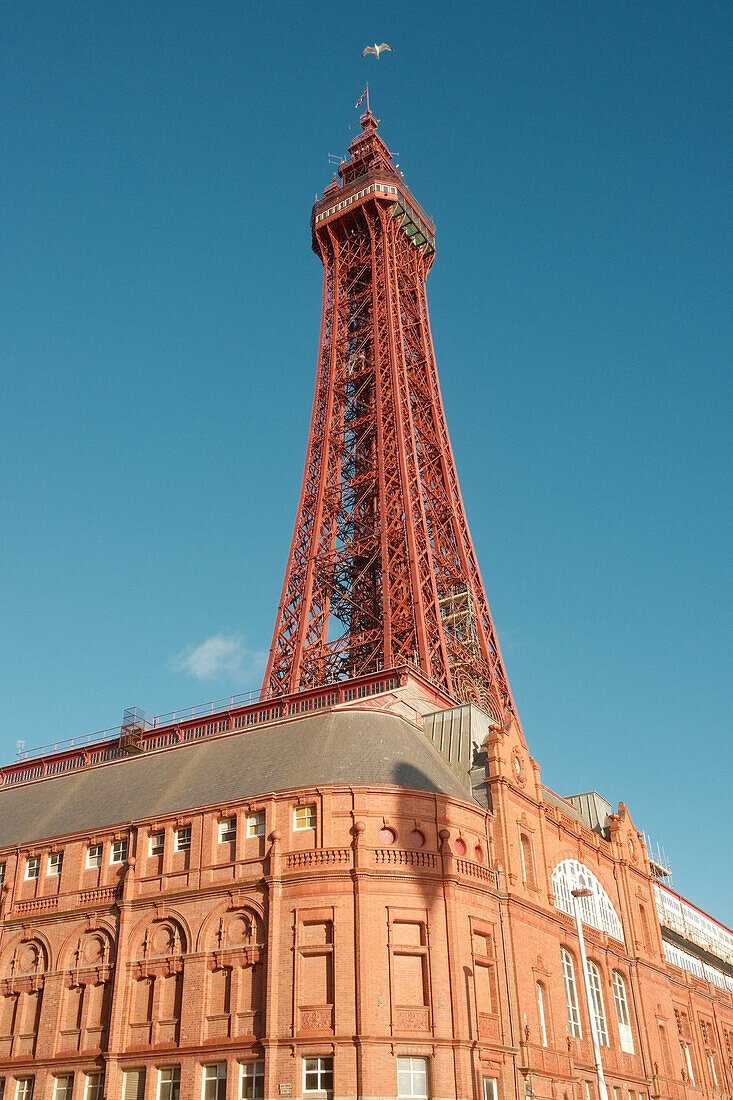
[[262, 110, 517, 721]]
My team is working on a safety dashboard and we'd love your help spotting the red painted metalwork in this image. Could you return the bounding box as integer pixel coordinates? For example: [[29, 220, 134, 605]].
[[262, 111, 517, 721]]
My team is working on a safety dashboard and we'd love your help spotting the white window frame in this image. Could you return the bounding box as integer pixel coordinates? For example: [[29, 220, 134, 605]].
[[111, 839, 128, 864], [682, 1043, 695, 1085], [0, 861, 6, 885], [158, 1066, 181, 1100], [15, 1081, 34, 1100], [149, 832, 164, 857], [202, 1063, 227, 1100], [561, 948, 582, 1038], [175, 826, 191, 852], [86, 844, 102, 869], [294, 804, 316, 831], [551, 859, 624, 941], [218, 818, 237, 844], [240, 1061, 265, 1099], [122, 1068, 146, 1100], [586, 961, 609, 1046], [52, 1078, 73, 1100], [247, 812, 266, 838], [707, 1052, 718, 1088], [536, 981, 548, 1046], [482, 1080, 497, 1100], [84, 1074, 104, 1100], [611, 971, 634, 1053], [303, 1056, 333, 1094], [48, 852, 63, 877], [25, 856, 40, 880], [397, 1057, 428, 1099]]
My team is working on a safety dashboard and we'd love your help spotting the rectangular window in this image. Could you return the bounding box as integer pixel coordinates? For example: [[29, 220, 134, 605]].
[[0, 862, 5, 885], [15, 1082, 34, 1100], [241, 1062, 265, 1099], [682, 1044, 695, 1085], [122, 1069, 145, 1100], [303, 1057, 333, 1094], [48, 852, 63, 876], [175, 826, 191, 852], [52, 1079, 73, 1100], [708, 1052, 719, 1088], [219, 818, 237, 844], [111, 839, 128, 864], [84, 1075, 104, 1100], [203, 1064, 227, 1100], [561, 949, 582, 1038], [247, 812, 265, 838], [87, 844, 102, 869], [149, 832, 164, 856], [25, 857, 40, 880], [482, 1080, 497, 1100], [294, 805, 316, 831], [158, 1066, 181, 1100], [397, 1057, 428, 1099]]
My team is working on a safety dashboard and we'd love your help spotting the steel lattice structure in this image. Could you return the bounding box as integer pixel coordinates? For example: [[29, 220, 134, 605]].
[[261, 111, 517, 721]]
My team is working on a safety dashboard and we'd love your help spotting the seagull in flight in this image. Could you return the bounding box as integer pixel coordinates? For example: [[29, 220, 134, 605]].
[[362, 43, 393, 59]]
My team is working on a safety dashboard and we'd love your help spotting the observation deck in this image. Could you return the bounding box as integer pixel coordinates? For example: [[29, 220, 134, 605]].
[[312, 109, 436, 256]]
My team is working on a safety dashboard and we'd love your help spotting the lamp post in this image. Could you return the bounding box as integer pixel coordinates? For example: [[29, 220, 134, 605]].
[[571, 887, 609, 1100]]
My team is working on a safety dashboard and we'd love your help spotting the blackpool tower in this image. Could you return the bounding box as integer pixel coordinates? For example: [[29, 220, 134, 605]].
[[262, 109, 517, 725]]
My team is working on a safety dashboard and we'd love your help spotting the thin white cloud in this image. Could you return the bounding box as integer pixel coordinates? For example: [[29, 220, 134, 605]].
[[171, 633, 266, 684]]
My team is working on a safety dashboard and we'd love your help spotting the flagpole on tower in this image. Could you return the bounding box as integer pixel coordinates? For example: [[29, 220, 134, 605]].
[[366, 82, 370, 112]]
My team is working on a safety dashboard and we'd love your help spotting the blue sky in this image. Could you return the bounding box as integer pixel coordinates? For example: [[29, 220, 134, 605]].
[[1, 2, 731, 920]]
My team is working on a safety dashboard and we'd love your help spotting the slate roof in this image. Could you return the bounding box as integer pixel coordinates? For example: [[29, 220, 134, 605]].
[[0, 708, 472, 849]]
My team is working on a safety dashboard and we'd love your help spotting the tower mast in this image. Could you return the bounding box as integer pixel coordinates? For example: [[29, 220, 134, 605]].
[[262, 111, 517, 723]]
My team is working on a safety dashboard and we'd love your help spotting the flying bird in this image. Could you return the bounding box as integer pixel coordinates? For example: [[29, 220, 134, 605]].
[[362, 43, 393, 59]]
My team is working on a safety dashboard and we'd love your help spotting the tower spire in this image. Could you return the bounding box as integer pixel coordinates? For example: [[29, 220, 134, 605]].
[[262, 118, 518, 724]]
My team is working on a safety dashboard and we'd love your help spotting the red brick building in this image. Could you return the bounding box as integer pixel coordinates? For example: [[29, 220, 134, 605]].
[[0, 669, 730, 1100], [1, 114, 730, 1100]]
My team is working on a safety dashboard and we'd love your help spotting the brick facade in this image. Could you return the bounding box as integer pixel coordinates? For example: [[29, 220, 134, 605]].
[[0, 700, 730, 1100]]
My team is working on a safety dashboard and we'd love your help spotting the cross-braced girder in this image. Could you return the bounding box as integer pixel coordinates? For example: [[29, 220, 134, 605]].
[[261, 111, 517, 722]]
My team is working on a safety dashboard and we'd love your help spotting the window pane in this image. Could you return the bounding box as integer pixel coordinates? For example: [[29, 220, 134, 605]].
[[295, 805, 316, 829], [242, 1061, 265, 1099], [122, 1069, 145, 1100], [159, 1067, 181, 1100], [204, 1064, 226, 1100], [85, 1076, 104, 1100], [397, 1057, 428, 1098], [53, 1080, 73, 1100]]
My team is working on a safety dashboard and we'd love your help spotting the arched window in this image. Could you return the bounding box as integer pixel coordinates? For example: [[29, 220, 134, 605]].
[[536, 981, 548, 1047], [561, 948, 582, 1038], [520, 834, 535, 888], [611, 971, 634, 1053], [586, 961, 608, 1046], [551, 860, 624, 941]]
